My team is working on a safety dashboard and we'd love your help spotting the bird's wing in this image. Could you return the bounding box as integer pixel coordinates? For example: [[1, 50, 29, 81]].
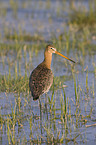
[[29, 65, 53, 99]]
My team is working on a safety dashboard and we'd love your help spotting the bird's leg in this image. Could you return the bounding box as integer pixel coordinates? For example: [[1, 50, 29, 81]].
[[45, 94, 47, 112], [45, 93, 48, 121], [39, 98, 43, 136]]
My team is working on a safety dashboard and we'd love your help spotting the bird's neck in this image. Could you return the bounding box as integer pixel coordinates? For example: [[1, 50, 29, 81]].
[[43, 51, 52, 69]]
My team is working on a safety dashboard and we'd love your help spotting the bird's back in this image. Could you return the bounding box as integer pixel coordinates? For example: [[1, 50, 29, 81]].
[[29, 63, 53, 100]]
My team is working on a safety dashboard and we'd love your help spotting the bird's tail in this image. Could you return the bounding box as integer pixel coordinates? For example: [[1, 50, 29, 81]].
[[33, 96, 39, 101], [31, 92, 39, 101]]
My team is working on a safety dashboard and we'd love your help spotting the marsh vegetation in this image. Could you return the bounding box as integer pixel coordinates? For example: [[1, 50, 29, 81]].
[[0, 0, 96, 144]]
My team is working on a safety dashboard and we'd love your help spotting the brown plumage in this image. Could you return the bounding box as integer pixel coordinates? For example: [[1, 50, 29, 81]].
[[29, 63, 53, 100], [29, 45, 75, 100]]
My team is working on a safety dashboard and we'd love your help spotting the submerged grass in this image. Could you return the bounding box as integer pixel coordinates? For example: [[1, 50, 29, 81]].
[[69, 10, 96, 28], [0, 32, 96, 144], [0, 48, 94, 144], [0, 75, 29, 93], [0, 74, 72, 94], [7, 102, 16, 144], [69, 0, 96, 29], [5, 33, 44, 42]]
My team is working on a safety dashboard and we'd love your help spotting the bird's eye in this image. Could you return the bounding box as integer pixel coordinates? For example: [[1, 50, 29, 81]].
[[51, 48, 53, 49]]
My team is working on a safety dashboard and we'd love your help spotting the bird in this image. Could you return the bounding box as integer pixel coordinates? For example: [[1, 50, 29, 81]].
[[29, 44, 75, 101]]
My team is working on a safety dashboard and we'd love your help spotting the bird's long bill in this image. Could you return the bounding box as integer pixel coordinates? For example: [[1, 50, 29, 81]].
[[55, 51, 75, 63]]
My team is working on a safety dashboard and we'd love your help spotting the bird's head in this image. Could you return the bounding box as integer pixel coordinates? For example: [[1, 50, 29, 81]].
[[46, 44, 76, 63], [46, 45, 56, 53]]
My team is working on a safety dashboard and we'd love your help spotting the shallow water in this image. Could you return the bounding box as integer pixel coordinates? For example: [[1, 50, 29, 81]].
[[0, 51, 96, 144], [0, 0, 96, 144]]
